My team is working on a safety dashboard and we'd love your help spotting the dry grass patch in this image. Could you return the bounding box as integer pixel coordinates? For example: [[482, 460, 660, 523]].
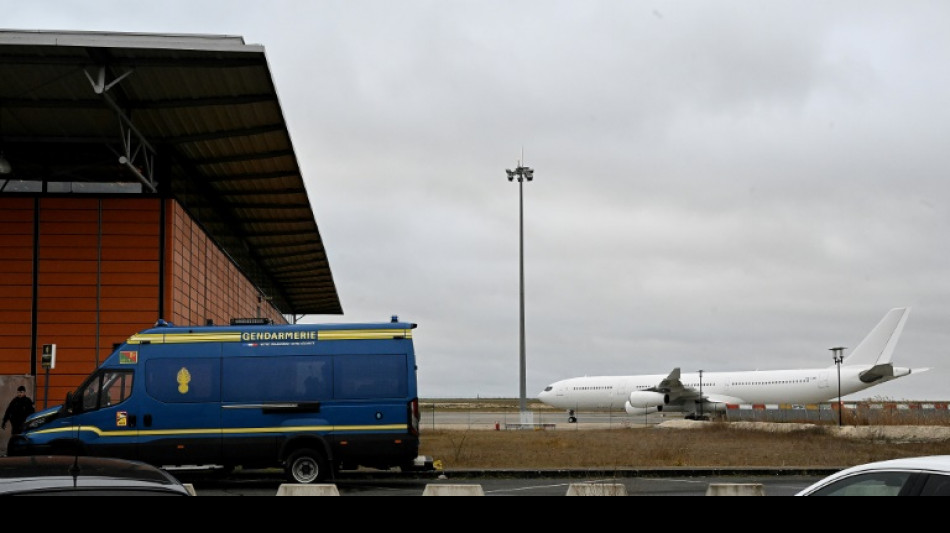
[[420, 424, 950, 470]]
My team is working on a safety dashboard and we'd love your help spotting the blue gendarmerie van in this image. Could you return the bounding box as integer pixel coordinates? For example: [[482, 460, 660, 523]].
[[10, 317, 422, 484]]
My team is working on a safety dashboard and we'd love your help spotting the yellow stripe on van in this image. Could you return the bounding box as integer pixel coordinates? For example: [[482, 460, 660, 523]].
[[31, 426, 139, 438], [127, 333, 243, 345], [31, 425, 408, 438], [126, 330, 411, 345], [126, 334, 162, 345], [162, 334, 243, 344], [318, 329, 413, 341]]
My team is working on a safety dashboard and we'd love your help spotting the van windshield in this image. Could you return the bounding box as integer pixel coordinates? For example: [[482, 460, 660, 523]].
[[77, 370, 134, 412]]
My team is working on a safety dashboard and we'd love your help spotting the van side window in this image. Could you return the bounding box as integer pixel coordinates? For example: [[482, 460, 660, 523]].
[[223, 356, 333, 403], [80, 370, 134, 412], [146, 358, 220, 403], [335, 354, 408, 400]]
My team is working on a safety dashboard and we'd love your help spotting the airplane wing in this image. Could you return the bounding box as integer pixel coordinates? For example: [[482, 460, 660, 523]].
[[703, 393, 744, 405], [655, 368, 683, 392], [648, 368, 702, 404]]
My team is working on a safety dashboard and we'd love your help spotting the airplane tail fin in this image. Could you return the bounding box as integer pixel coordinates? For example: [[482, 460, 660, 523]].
[[843, 307, 910, 367]]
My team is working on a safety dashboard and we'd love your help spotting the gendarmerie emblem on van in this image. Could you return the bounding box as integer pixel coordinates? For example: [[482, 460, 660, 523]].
[[177, 368, 192, 394]]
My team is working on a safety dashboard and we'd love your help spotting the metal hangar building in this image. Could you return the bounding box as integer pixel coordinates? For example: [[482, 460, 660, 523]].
[[0, 30, 343, 403]]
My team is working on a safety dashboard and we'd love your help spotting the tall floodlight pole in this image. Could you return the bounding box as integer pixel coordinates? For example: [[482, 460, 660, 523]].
[[507, 163, 534, 418], [831, 347, 847, 427]]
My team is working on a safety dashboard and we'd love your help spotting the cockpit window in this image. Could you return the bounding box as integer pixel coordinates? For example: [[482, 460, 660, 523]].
[[544, 386, 553, 392]]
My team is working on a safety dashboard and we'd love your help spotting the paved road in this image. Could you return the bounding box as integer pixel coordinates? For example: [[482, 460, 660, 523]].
[[169, 410, 832, 495], [174, 470, 826, 496], [170, 409, 837, 495]]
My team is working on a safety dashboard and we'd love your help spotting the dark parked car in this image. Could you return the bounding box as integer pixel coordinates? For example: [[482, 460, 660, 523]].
[[0, 456, 192, 496], [796, 456, 950, 496]]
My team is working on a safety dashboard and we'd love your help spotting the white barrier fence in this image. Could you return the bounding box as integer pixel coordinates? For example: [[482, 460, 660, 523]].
[[419, 402, 950, 430]]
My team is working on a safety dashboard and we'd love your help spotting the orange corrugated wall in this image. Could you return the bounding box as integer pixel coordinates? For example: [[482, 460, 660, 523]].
[[167, 201, 286, 327], [1, 196, 286, 407], [34, 198, 161, 405], [0, 198, 35, 377]]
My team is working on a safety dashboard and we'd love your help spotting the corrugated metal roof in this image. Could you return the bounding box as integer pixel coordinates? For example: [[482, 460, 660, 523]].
[[0, 30, 342, 315]]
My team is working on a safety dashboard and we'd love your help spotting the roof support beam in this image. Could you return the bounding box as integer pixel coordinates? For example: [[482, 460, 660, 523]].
[[1, 94, 277, 110], [245, 230, 319, 239], [83, 66, 158, 193], [192, 149, 294, 166], [228, 202, 311, 210], [0, 53, 264, 69], [203, 171, 297, 183], [216, 188, 302, 197], [134, 94, 276, 110], [265, 256, 330, 272], [165, 124, 285, 145], [232, 216, 315, 224]]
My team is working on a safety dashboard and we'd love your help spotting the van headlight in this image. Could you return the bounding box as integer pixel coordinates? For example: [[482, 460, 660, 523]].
[[24, 412, 55, 432]]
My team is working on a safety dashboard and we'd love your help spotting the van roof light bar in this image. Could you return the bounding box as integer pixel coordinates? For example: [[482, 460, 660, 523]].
[[230, 318, 272, 326]]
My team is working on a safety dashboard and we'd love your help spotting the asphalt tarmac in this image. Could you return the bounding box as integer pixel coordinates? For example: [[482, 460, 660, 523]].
[[175, 469, 828, 496], [171, 409, 836, 495]]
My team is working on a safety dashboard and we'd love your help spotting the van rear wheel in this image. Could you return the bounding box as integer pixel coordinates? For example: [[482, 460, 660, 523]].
[[286, 449, 329, 484]]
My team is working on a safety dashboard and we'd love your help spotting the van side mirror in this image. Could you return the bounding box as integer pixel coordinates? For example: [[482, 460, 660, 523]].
[[65, 392, 80, 414]]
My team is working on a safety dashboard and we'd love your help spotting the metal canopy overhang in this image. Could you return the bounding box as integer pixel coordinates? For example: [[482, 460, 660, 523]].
[[0, 29, 342, 315]]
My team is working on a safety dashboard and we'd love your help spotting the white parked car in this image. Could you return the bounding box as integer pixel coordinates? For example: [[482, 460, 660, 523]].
[[796, 456, 950, 496]]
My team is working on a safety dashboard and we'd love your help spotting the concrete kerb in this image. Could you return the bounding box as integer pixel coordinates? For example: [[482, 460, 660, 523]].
[[277, 484, 341, 496], [422, 484, 485, 496], [566, 483, 628, 496], [706, 483, 766, 497]]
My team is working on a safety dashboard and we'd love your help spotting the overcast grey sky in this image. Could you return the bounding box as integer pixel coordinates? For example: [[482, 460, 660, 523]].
[[8, 1, 950, 400]]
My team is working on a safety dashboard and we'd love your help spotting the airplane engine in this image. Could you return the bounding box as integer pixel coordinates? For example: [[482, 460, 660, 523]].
[[625, 402, 661, 416], [628, 391, 669, 410]]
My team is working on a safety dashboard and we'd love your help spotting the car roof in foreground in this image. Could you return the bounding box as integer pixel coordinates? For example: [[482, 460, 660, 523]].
[[0, 456, 191, 496], [797, 455, 950, 496], [837, 455, 950, 474]]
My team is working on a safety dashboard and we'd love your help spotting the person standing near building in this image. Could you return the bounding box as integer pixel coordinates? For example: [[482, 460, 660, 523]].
[[2, 386, 35, 441]]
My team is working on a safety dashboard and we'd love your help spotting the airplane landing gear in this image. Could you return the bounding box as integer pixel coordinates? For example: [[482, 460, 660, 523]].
[[568, 410, 577, 424]]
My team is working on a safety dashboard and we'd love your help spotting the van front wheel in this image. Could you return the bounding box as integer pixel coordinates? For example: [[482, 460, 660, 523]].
[[286, 449, 329, 484]]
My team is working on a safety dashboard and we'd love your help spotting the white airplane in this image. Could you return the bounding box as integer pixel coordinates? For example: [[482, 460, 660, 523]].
[[538, 308, 929, 422]]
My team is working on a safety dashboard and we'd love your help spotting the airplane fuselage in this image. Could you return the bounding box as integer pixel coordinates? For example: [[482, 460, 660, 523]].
[[538, 366, 912, 413], [539, 309, 923, 417]]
